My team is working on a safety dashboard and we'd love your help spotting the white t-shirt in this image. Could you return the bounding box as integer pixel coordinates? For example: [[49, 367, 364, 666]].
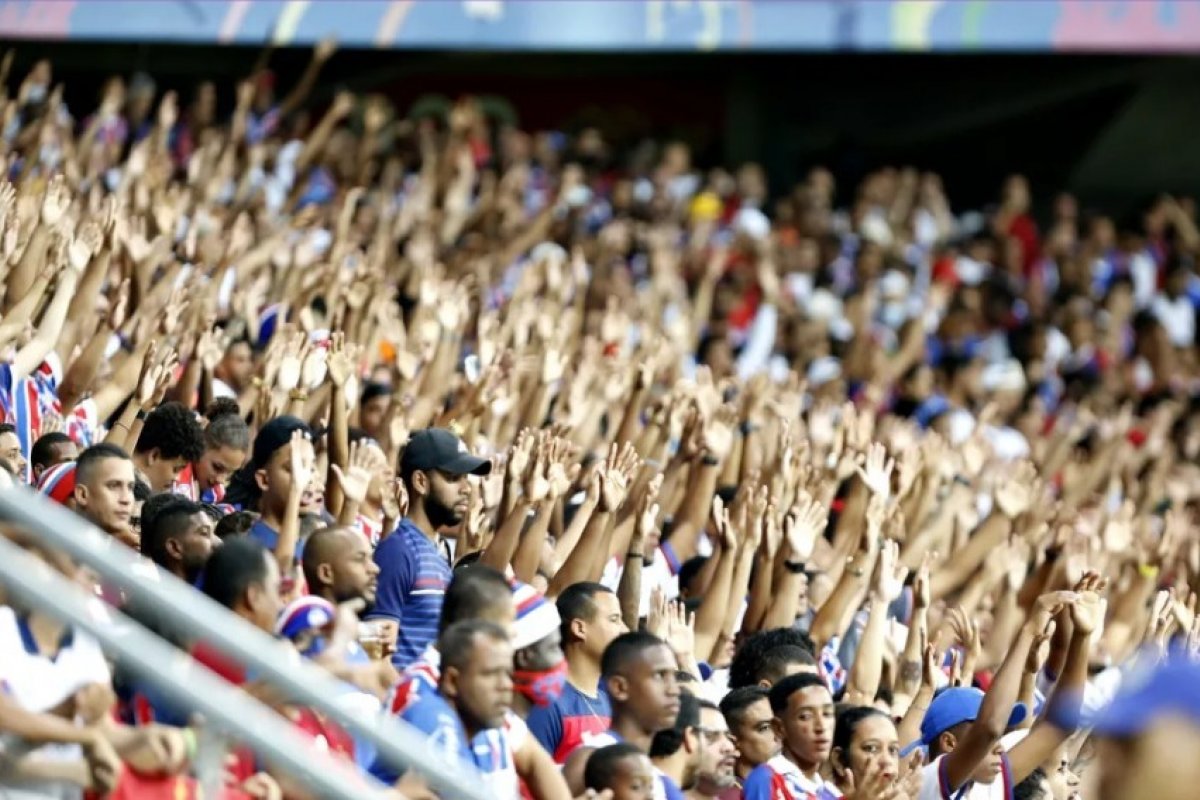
[[600, 549, 679, 619], [0, 606, 111, 800], [1153, 294, 1195, 347], [917, 753, 1013, 800]]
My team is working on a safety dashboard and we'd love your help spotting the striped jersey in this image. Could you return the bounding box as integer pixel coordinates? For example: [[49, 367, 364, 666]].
[[526, 681, 612, 763], [743, 754, 839, 800], [383, 645, 527, 799], [369, 519, 451, 668], [170, 462, 227, 505]]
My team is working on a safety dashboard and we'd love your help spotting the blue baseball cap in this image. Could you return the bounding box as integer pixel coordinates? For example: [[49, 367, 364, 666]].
[[901, 687, 1028, 756], [1093, 658, 1200, 738]]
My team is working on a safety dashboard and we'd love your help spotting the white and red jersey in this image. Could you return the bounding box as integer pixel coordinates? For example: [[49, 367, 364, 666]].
[[170, 463, 227, 505], [917, 754, 1013, 800], [743, 754, 839, 800], [355, 513, 383, 547]]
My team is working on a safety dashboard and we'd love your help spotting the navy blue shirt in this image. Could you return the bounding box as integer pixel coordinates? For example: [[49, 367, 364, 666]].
[[368, 519, 452, 668], [247, 518, 306, 559]]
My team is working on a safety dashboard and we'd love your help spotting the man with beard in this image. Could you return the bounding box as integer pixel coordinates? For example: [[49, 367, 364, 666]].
[[303, 525, 381, 608], [301, 525, 400, 697], [369, 428, 491, 668], [649, 692, 703, 800], [687, 700, 740, 800], [139, 496, 220, 584]]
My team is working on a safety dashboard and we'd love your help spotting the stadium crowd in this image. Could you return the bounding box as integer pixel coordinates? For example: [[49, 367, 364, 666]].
[[1, 41, 1200, 800]]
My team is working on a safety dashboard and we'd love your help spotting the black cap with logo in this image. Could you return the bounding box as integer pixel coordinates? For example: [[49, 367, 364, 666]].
[[399, 428, 492, 479]]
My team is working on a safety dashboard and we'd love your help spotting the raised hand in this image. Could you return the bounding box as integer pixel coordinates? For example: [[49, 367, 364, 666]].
[[67, 231, 94, 273], [107, 278, 130, 331], [289, 430, 316, 497], [637, 474, 663, 543], [314, 36, 339, 62], [598, 442, 639, 512], [784, 489, 826, 561], [855, 441, 895, 501], [275, 332, 306, 392], [541, 347, 568, 385], [664, 601, 696, 662], [1069, 571, 1107, 636], [507, 429, 534, 486], [946, 606, 982, 669], [1027, 620, 1055, 675], [873, 539, 908, 603], [461, 488, 491, 554], [39, 410, 63, 436], [138, 346, 177, 411], [160, 286, 190, 339], [1102, 500, 1136, 553], [522, 436, 551, 504], [157, 90, 178, 129], [995, 460, 1039, 519], [301, 342, 328, 391], [380, 477, 409, 523], [41, 175, 69, 226], [913, 553, 933, 609], [326, 332, 355, 387], [1146, 589, 1176, 657], [841, 758, 891, 800], [332, 440, 374, 506], [921, 642, 939, 690], [646, 585, 668, 639], [331, 90, 356, 120], [701, 403, 738, 461], [1029, 590, 1078, 635], [891, 752, 925, 800], [710, 495, 735, 551]]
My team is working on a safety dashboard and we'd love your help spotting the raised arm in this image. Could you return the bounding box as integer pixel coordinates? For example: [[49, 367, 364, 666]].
[[844, 540, 907, 707], [940, 591, 1072, 792], [1008, 574, 1103, 783]]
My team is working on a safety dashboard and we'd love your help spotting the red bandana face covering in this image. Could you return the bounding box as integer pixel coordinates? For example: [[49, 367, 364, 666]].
[[513, 658, 568, 707]]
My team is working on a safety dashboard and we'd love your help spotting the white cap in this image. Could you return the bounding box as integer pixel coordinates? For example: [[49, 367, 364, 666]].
[[880, 269, 911, 299], [807, 356, 842, 387], [955, 256, 989, 286], [734, 207, 770, 241], [859, 211, 893, 247], [981, 359, 1027, 393], [807, 289, 843, 322]]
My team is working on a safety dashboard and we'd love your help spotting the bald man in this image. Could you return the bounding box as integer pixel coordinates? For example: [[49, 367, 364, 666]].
[[301, 526, 398, 694], [302, 526, 380, 606]]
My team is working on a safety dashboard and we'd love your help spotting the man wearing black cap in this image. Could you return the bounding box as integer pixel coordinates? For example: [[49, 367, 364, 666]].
[[368, 427, 491, 668], [224, 416, 316, 576]]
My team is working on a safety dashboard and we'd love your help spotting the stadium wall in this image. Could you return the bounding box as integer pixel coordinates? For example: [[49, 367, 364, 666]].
[[1, 0, 1200, 53]]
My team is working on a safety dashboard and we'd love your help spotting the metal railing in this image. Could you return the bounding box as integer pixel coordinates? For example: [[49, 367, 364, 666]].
[[0, 487, 490, 800], [0, 534, 385, 799]]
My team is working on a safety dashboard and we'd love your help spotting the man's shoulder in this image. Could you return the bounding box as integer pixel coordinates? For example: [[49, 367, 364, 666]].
[[917, 755, 1008, 800], [375, 524, 420, 566], [741, 762, 778, 798], [399, 684, 456, 729]]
